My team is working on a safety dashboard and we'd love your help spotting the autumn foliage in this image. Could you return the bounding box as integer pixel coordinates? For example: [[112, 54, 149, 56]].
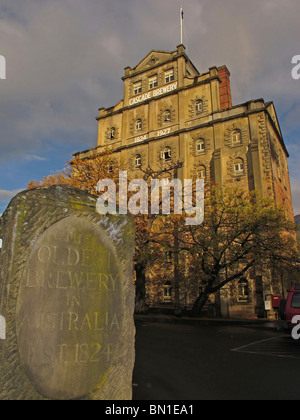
[[27, 151, 300, 316]]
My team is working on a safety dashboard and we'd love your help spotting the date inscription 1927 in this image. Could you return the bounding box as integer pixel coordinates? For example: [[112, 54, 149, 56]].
[[16, 217, 123, 400]]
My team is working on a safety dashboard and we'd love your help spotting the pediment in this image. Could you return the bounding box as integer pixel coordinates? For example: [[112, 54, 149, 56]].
[[133, 50, 175, 72]]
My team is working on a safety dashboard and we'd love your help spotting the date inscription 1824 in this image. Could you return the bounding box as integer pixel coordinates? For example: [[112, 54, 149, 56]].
[[16, 217, 123, 400]]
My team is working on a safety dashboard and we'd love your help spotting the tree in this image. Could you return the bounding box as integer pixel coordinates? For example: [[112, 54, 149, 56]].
[[27, 150, 183, 313], [29, 154, 299, 318], [173, 184, 300, 317], [28, 150, 120, 193], [131, 161, 183, 312]]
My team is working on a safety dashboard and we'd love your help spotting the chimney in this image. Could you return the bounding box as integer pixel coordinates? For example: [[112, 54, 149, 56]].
[[218, 66, 232, 110]]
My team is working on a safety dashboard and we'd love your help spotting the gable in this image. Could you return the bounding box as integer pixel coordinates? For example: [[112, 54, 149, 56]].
[[132, 50, 176, 73]]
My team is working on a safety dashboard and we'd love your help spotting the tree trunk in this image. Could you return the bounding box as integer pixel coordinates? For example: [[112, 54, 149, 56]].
[[191, 292, 209, 318], [134, 262, 147, 313]]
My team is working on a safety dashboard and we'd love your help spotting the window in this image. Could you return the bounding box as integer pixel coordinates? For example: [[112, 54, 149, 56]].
[[165, 69, 174, 84], [107, 163, 114, 173], [291, 293, 300, 308], [149, 75, 158, 89], [234, 158, 244, 175], [135, 154, 142, 168], [136, 119, 142, 131], [277, 165, 281, 181], [195, 100, 203, 114], [161, 147, 172, 161], [162, 177, 171, 185], [232, 129, 242, 144], [163, 281, 172, 302], [238, 279, 250, 302], [163, 110, 171, 122], [197, 166, 206, 179], [196, 139, 205, 154], [108, 127, 116, 140], [133, 81, 142, 95], [166, 251, 173, 262]]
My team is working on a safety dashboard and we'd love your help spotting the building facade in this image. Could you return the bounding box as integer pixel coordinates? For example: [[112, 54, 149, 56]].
[[75, 45, 294, 318]]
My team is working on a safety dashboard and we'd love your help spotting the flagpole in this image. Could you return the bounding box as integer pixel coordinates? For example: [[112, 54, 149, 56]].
[[180, 6, 183, 44]]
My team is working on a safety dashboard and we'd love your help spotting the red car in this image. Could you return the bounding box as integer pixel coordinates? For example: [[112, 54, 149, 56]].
[[279, 285, 300, 331]]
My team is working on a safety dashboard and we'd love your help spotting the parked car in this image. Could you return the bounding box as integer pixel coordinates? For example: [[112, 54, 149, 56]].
[[278, 285, 300, 331]]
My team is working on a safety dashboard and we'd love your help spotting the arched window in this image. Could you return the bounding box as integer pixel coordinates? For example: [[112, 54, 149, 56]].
[[135, 154, 142, 168], [107, 163, 114, 173], [195, 100, 203, 114], [108, 127, 116, 140], [232, 129, 242, 144], [163, 281, 172, 302], [162, 176, 171, 186], [234, 158, 244, 175], [238, 279, 250, 301], [197, 165, 206, 179], [161, 147, 172, 161], [163, 110, 171, 122], [136, 119, 142, 131], [196, 138, 205, 154]]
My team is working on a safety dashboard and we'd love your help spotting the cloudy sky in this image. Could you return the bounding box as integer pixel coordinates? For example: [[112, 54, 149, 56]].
[[0, 0, 299, 214]]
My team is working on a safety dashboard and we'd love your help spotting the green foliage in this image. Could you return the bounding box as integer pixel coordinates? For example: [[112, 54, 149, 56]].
[[154, 184, 299, 316]]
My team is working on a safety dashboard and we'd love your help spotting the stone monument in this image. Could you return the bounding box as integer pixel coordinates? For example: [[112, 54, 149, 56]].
[[0, 185, 135, 400]]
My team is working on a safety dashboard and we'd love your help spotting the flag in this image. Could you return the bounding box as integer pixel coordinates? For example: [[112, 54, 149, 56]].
[[180, 6, 184, 45]]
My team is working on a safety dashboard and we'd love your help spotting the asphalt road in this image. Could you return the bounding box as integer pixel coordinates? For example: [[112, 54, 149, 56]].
[[132, 318, 300, 400]]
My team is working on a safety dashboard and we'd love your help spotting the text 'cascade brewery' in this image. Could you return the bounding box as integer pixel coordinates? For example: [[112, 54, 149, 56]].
[[73, 44, 294, 320], [129, 82, 178, 106]]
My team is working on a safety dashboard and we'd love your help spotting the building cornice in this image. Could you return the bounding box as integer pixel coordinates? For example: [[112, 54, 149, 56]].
[[75, 101, 287, 159], [96, 75, 221, 119]]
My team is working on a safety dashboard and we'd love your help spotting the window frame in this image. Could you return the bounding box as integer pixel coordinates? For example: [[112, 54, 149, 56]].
[[135, 154, 142, 168], [232, 129, 242, 145], [107, 163, 114, 173], [195, 100, 203, 114], [136, 119, 142, 132], [238, 279, 250, 302], [291, 293, 300, 309], [161, 147, 172, 161], [163, 281, 173, 302], [165, 69, 175, 84], [197, 166, 206, 179], [234, 159, 244, 175], [133, 81, 142, 96], [108, 127, 116, 140], [163, 109, 172, 123], [196, 139, 205, 154], [162, 177, 171, 185], [149, 75, 158, 90]]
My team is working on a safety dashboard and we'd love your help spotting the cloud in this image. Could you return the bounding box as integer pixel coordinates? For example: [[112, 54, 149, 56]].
[[0, 1, 299, 154], [290, 181, 300, 216], [0, 0, 299, 213], [23, 154, 47, 161], [0, 189, 22, 201]]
